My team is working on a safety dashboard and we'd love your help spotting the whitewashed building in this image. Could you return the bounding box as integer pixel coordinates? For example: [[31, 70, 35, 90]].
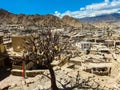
[[76, 41, 91, 54]]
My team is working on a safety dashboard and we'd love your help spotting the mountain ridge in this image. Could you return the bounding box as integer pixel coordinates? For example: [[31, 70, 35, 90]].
[[78, 13, 120, 23], [0, 9, 94, 29]]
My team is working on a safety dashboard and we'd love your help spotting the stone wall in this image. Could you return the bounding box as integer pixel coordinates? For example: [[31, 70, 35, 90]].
[[11, 69, 48, 77]]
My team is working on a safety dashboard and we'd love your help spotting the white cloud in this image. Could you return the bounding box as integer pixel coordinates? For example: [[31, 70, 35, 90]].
[[54, 0, 120, 18], [54, 11, 61, 17]]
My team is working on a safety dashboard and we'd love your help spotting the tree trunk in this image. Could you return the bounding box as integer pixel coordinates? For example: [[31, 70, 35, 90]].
[[48, 64, 58, 90]]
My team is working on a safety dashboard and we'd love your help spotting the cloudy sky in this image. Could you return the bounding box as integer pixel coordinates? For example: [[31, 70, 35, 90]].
[[55, 0, 120, 18], [0, 0, 120, 18]]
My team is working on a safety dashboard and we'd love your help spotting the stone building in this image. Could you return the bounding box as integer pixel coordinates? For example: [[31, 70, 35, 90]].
[[83, 62, 112, 76], [0, 37, 10, 68], [105, 40, 115, 47], [76, 41, 91, 54], [11, 35, 30, 52]]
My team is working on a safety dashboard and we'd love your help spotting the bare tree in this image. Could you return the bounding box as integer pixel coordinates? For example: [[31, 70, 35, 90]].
[[24, 30, 63, 90]]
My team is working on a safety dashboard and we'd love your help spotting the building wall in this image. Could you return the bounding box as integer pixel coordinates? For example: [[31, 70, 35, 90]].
[[76, 42, 91, 50], [12, 36, 25, 52], [0, 44, 6, 54], [12, 36, 30, 52], [0, 36, 3, 44], [0, 44, 9, 67]]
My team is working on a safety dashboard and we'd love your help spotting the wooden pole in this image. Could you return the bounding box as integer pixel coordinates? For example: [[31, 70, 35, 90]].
[[22, 61, 25, 78], [22, 51, 26, 78]]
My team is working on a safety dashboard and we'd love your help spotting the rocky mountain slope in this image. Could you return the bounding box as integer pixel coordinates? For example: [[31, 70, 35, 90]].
[[78, 13, 120, 23], [0, 9, 65, 28], [0, 9, 94, 29], [62, 15, 95, 29], [77, 13, 120, 28]]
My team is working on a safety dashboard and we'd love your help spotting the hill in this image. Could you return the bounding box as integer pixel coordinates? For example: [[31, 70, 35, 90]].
[[0, 9, 94, 29]]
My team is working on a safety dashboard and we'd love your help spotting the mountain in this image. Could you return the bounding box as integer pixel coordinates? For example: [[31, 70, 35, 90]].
[[78, 13, 120, 23], [0, 9, 94, 29], [0, 9, 65, 28], [62, 15, 95, 29]]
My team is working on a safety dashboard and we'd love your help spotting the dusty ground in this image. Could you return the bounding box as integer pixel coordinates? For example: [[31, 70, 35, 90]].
[[0, 60, 120, 90]]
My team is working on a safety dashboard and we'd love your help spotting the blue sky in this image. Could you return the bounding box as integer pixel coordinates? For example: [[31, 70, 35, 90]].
[[0, 0, 120, 18]]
